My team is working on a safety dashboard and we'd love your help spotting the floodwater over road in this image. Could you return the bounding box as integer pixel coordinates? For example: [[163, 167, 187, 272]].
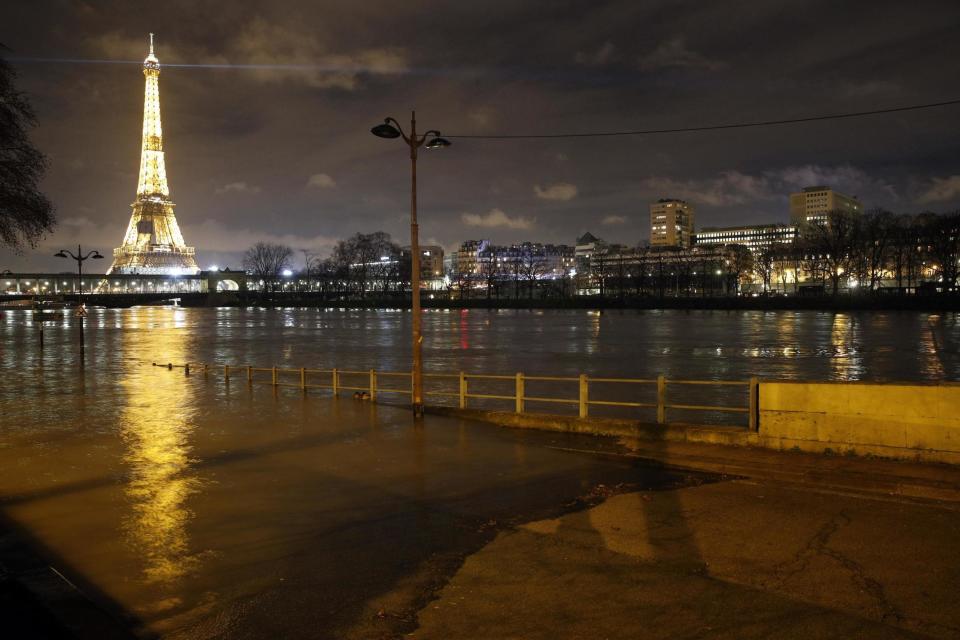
[[0, 308, 958, 637]]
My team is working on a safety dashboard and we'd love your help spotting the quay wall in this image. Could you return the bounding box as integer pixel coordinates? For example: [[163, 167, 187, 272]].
[[429, 382, 960, 465], [756, 382, 960, 462]]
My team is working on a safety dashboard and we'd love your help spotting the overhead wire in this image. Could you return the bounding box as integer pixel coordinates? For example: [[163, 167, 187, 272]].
[[445, 99, 960, 139]]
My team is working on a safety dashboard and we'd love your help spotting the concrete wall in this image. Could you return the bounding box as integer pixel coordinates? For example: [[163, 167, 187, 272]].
[[427, 383, 960, 465], [759, 382, 960, 459]]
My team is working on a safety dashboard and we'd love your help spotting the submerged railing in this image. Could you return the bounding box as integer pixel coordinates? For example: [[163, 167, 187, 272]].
[[155, 361, 759, 430]]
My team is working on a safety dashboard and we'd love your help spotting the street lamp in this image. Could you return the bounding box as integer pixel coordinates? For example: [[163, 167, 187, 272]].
[[55, 245, 104, 295], [54, 245, 103, 362], [371, 111, 450, 417]]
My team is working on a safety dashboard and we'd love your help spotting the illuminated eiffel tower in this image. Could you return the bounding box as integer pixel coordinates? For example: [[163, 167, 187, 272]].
[[108, 34, 199, 275]]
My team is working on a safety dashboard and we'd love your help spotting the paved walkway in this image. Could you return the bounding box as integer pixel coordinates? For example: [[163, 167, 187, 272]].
[[409, 433, 960, 639], [592, 435, 960, 505]]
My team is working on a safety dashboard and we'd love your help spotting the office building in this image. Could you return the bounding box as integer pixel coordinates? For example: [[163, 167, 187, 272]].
[[695, 224, 797, 251], [650, 199, 695, 248], [789, 186, 862, 225]]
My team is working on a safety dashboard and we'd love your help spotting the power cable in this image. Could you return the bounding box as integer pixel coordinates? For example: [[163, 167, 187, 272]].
[[446, 99, 960, 139]]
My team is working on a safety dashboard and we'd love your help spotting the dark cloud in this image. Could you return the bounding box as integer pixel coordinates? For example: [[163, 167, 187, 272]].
[[2, 0, 960, 271], [637, 37, 725, 72]]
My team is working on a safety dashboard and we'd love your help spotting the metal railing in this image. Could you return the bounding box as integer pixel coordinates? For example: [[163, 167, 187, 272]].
[[153, 361, 758, 430]]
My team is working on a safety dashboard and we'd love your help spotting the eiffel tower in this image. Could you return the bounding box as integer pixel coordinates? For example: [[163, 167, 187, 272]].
[[108, 34, 199, 275]]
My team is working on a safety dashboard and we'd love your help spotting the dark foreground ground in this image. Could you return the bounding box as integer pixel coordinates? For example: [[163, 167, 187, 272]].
[[2, 384, 959, 638]]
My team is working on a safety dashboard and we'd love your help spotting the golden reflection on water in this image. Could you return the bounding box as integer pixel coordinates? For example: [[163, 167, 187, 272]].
[[118, 313, 201, 587], [775, 313, 800, 360], [586, 310, 601, 355], [830, 313, 864, 380], [921, 314, 946, 378]]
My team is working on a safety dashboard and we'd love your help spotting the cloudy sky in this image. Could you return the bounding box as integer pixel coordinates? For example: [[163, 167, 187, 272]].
[[3, 0, 960, 271]]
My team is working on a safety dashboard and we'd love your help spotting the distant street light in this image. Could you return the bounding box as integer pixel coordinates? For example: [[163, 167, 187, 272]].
[[371, 111, 450, 417], [54, 245, 104, 295]]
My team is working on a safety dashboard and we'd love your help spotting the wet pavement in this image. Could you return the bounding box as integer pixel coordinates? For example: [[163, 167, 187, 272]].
[[0, 361, 715, 638], [413, 479, 960, 639]]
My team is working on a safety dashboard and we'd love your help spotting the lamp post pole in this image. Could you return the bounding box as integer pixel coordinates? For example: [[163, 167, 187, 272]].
[[77, 244, 84, 294], [409, 113, 423, 417], [371, 112, 450, 417]]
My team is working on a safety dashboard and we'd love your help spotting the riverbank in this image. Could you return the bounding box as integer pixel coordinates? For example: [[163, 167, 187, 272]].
[[9, 291, 960, 311], [217, 292, 960, 311]]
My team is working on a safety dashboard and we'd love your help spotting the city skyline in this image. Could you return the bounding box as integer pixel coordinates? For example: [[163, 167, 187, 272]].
[[3, 1, 960, 272]]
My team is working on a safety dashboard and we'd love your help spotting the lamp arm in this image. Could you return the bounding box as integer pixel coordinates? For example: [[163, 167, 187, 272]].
[[384, 117, 411, 144], [412, 129, 443, 149]]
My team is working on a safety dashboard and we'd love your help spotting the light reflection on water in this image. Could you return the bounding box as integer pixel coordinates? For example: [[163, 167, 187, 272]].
[[118, 324, 201, 589], [922, 315, 948, 378], [830, 314, 865, 381], [2, 308, 959, 381]]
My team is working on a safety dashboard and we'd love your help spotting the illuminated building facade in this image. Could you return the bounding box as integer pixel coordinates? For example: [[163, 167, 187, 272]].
[[108, 35, 199, 276], [401, 245, 445, 289], [416, 245, 445, 283], [788, 186, 862, 225], [650, 199, 695, 248], [695, 224, 797, 251], [575, 232, 602, 274]]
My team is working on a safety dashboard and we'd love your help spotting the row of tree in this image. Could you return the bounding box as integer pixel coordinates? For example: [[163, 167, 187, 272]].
[[755, 209, 960, 295], [243, 232, 411, 297], [241, 209, 960, 300], [586, 209, 960, 298]]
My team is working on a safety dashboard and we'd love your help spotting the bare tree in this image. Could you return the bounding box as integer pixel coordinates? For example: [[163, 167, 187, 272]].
[[753, 242, 781, 294], [860, 209, 895, 292], [629, 245, 650, 296], [518, 246, 547, 300], [800, 210, 861, 295], [888, 214, 915, 292], [673, 250, 695, 296], [920, 211, 960, 292], [453, 268, 472, 299], [243, 242, 293, 295], [0, 48, 55, 250], [477, 252, 503, 300], [300, 249, 320, 292], [652, 248, 669, 298], [725, 244, 753, 295], [331, 240, 354, 296], [613, 247, 627, 300], [592, 247, 610, 297]]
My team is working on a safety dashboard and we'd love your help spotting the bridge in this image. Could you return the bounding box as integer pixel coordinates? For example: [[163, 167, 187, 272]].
[[0, 269, 248, 307]]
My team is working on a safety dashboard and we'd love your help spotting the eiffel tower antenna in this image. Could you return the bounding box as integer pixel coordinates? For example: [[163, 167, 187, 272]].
[[107, 35, 199, 275]]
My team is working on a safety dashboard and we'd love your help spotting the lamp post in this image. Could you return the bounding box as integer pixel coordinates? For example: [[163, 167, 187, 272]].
[[371, 111, 451, 417], [55, 245, 104, 295], [55, 245, 103, 361]]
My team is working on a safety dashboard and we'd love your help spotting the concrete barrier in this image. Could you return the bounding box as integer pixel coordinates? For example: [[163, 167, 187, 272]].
[[758, 382, 960, 463], [428, 383, 960, 465]]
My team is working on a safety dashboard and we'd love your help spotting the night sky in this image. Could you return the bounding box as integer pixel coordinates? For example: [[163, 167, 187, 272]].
[[3, 0, 960, 272]]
